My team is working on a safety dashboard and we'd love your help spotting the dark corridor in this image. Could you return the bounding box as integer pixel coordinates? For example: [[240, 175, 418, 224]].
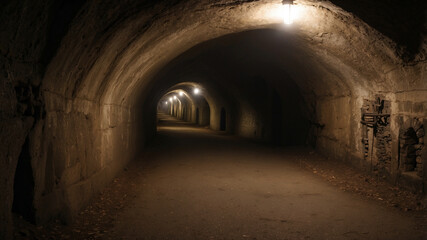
[[220, 108, 226, 131], [12, 139, 35, 223]]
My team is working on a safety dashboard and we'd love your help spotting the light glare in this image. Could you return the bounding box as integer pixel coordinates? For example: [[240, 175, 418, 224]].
[[194, 88, 200, 94], [283, 4, 293, 25], [173, 96, 177, 99], [253, 3, 303, 26], [179, 91, 184, 96]]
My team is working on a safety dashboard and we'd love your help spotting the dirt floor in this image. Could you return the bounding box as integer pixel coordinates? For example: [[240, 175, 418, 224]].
[[14, 114, 427, 239]]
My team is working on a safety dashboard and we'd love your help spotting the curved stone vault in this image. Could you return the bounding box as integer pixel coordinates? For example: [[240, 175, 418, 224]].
[[1, 0, 426, 239]]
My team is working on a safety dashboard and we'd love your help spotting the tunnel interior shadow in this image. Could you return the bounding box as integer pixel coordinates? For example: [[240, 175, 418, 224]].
[[195, 108, 199, 125], [330, 0, 426, 60], [271, 90, 283, 145], [220, 107, 226, 131], [12, 138, 35, 223]]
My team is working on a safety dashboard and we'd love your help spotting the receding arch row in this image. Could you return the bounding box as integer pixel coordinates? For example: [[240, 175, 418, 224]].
[[6, 0, 424, 229], [156, 82, 226, 130], [158, 86, 203, 124]]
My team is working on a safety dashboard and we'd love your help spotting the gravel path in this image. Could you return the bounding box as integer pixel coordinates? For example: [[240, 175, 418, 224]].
[[109, 115, 426, 240], [14, 114, 426, 240]]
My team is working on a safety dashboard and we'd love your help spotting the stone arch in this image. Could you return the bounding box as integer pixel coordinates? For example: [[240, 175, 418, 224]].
[[399, 118, 425, 177], [1, 1, 425, 237]]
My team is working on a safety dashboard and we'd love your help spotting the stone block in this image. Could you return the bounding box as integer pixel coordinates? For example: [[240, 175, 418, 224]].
[[413, 118, 423, 131], [63, 180, 93, 222], [60, 162, 82, 187], [414, 144, 424, 150], [403, 101, 412, 112], [416, 128, 424, 138], [35, 189, 63, 224], [413, 102, 424, 113]]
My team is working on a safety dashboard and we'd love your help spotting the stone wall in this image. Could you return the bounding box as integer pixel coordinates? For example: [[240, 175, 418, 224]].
[[1, 1, 71, 238], [1, 1, 426, 239]]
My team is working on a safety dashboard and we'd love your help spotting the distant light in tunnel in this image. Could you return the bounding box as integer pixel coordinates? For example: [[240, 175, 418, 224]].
[[194, 88, 200, 94], [169, 97, 173, 102], [282, 0, 294, 25], [173, 95, 177, 100], [165, 101, 168, 105], [179, 91, 184, 96]]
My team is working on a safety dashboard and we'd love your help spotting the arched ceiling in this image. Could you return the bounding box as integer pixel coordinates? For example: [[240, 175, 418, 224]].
[[156, 82, 220, 114], [41, 0, 417, 110], [161, 89, 195, 107]]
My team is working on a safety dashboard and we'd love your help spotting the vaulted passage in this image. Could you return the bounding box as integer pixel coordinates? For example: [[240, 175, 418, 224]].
[[1, 0, 426, 239]]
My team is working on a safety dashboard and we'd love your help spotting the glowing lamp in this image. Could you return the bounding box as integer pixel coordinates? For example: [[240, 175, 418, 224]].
[[165, 101, 168, 105], [282, 0, 294, 25], [179, 91, 184, 96], [194, 88, 200, 94], [173, 96, 177, 100], [169, 97, 173, 102]]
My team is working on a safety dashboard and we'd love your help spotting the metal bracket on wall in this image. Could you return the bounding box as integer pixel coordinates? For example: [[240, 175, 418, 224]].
[[361, 97, 391, 136], [360, 97, 391, 171]]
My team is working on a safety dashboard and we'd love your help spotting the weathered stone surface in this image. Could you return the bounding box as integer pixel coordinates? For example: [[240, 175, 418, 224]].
[[416, 128, 425, 138], [0, 118, 33, 239], [0, 1, 426, 239]]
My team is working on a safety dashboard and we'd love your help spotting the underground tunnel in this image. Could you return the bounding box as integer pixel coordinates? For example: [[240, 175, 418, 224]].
[[1, 0, 426, 239]]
